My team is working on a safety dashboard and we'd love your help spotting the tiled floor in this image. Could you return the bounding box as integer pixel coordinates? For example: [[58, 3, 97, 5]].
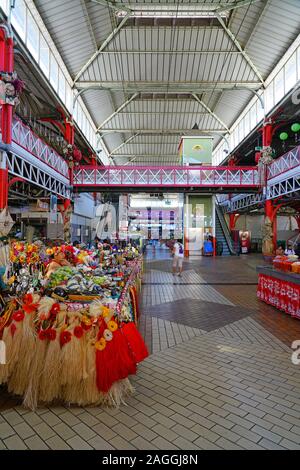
[[1, 250, 300, 450]]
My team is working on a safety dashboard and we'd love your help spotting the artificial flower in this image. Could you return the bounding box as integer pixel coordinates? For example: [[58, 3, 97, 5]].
[[60, 330, 72, 347], [103, 329, 113, 342], [73, 325, 84, 339], [46, 328, 56, 341], [101, 306, 110, 318], [49, 303, 60, 318], [95, 337, 106, 351], [23, 293, 33, 305], [38, 329, 48, 340], [81, 315, 92, 326], [12, 311, 25, 322], [107, 320, 118, 332]]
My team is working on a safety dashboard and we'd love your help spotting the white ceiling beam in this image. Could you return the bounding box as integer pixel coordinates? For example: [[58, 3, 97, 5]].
[[90, 0, 131, 13], [191, 93, 230, 132], [75, 81, 262, 92], [97, 50, 242, 54], [72, 12, 131, 85], [97, 93, 138, 131], [215, 12, 265, 86], [112, 155, 179, 159], [217, 0, 263, 14], [80, 0, 98, 51], [96, 0, 261, 17], [100, 129, 227, 134], [110, 133, 140, 155]]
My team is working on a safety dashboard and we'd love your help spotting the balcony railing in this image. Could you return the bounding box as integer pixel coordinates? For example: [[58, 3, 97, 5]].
[[268, 146, 300, 180], [74, 165, 259, 188], [11, 118, 69, 178]]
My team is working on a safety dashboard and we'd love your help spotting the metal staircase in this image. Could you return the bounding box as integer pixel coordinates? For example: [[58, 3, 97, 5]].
[[215, 204, 238, 256]]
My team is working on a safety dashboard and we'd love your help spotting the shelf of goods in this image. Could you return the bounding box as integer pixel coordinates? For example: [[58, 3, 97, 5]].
[[0, 241, 148, 410], [257, 257, 300, 318]]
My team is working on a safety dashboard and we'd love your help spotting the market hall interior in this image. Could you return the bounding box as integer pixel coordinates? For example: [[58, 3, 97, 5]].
[[0, 0, 300, 452]]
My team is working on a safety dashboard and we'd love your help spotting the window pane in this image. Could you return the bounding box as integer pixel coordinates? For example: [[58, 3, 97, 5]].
[[285, 52, 297, 93], [39, 34, 49, 77], [250, 104, 256, 130], [265, 82, 274, 113], [0, 0, 8, 14], [66, 84, 72, 113], [26, 12, 39, 61], [244, 111, 250, 136], [74, 101, 78, 121], [12, 0, 26, 40], [257, 100, 264, 122], [50, 54, 58, 91], [239, 120, 245, 141], [77, 105, 83, 129], [274, 69, 284, 104], [83, 114, 87, 136], [58, 68, 66, 102], [229, 133, 234, 150]]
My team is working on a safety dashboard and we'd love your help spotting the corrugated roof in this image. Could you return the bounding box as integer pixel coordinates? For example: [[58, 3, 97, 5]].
[[33, 0, 300, 165]]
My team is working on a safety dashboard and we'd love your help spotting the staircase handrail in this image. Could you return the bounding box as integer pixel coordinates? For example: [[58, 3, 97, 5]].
[[215, 203, 238, 256]]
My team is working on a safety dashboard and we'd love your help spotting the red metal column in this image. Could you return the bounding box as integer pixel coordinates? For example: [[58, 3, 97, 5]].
[[262, 119, 276, 254], [64, 118, 75, 185], [0, 29, 13, 210], [229, 213, 240, 231]]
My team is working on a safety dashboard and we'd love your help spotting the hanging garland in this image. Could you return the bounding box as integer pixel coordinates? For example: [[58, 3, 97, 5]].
[[0, 72, 25, 106]]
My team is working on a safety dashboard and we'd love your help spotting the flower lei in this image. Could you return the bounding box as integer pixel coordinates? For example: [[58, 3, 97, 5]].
[[259, 146, 273, 166], [95, 306, 118, 351]]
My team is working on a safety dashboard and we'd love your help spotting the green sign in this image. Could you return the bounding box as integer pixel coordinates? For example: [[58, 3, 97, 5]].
[[181, 137, 213, 165]]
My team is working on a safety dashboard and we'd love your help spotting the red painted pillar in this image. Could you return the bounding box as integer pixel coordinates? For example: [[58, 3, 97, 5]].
[[262, 120, 276, 254], [64, 118, 75, 185], [0, 154, 8, 209], [229, 213, 239, 231], [65, 118, 74, 146], [0, 29, 13, 210], [262, 119, 273, 148]]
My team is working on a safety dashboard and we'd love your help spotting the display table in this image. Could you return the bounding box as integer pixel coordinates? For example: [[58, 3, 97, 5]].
[[0, 247, 147, 410], [257, 266, 300, 318]]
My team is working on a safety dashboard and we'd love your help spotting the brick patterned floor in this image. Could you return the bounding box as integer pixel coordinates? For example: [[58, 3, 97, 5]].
[[1, 251, 300, 450]]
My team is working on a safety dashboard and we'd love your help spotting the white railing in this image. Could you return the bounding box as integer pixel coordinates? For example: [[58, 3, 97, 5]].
[[268, 146, 300, 180], [11, 118, 69, 178], [74, 165, 259, 188]]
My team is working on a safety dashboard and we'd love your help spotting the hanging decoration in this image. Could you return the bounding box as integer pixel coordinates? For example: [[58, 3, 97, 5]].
[[63, 145, 82, 168], [0, 208, 14, 237], [291, 123, 300, 133], [258, 146, 273, 166], [0, 72, 25, 106], [279, 132, 289, 141]]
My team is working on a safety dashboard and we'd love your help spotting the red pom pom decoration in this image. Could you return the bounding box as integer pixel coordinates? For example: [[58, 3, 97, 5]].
[[12, 311, 25, 322], [23, 293, 33, 305], [73, 325, 84, 339], [60, 330, 72, 347], [46, 328, 57, 341], [38, 329, 48, 341], [50, 303, 60, 318], [81, 321, 92, 331]]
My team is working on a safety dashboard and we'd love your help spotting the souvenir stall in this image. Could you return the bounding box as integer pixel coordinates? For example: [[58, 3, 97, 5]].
[[0, 241, 147, 410], [257, 254, 300, 318]]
